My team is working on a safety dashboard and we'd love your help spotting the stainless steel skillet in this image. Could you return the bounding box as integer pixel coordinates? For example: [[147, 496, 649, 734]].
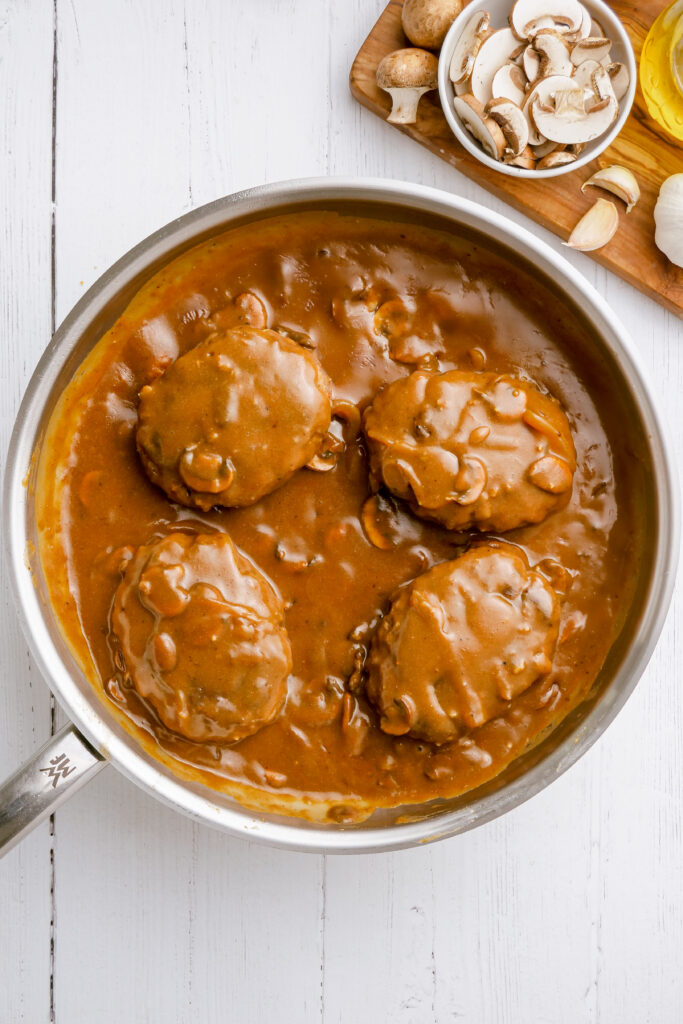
[[1, 177, 678, 856]]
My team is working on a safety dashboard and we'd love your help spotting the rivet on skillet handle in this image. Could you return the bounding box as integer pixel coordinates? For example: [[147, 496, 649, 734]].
[[0, 722, 106, 858]]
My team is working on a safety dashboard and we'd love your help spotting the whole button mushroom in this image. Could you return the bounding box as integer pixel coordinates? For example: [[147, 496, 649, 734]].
[[401, 0, 463, 50], [376, 48, 439, 124]]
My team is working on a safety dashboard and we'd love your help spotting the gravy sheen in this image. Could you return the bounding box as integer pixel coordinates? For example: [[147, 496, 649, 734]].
[[36, 211, 643, 822]]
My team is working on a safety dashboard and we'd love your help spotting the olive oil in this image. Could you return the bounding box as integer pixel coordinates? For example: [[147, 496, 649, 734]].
[[640, 0, 683, 141]]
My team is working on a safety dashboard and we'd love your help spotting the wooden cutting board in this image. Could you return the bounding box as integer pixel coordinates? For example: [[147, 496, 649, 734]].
[[350, 0, 683, 317]]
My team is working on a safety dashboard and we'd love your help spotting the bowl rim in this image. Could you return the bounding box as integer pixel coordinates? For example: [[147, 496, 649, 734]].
[[437, 0, 637, 179], [3, 176, 679, 854]]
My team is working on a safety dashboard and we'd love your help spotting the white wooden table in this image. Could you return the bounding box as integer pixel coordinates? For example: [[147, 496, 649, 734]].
[[1, 2, 681, 1020]]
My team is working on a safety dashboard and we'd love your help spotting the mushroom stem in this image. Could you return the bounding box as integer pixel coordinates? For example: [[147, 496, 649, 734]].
[[386, 86, 431, 123]]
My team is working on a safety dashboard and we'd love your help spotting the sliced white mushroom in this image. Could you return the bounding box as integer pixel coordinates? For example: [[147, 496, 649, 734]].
[[562, 3, 591, 43], [581, 165, 640, 212], [572, 57, 601, 91], [568, 140, 586, 154], [554, 86, 590, 118], [526, 15, 573, 38], [564, 198, 619, 251], [537, 149, 577, 169], [524, 73, 575, 144], [486, 97, 529, 155], [504, 144, 536, 168], [576, 4, 592, 40], [523, 44, 541, 84], [531, 138, 563, 157], [491, 62, 527, 104], [532, 28, 573, 76], [590, 16, 606, 37], [454, 93, 507, 158], [470, 28, 526, 103], [522, 99, 545, 144], [449, 10, 491, 84], [452, 53, 474, 87], [605, 61, 630, 102], [589, 65, 618, 115], [522, 90, 549, 145], [454, 77, 471, 96], [571, 36, 612, 66], [528, 15, 557, 33], [376, 48, 440, 124], [509, 0, 583, 40], [531, 71, 616, 143]]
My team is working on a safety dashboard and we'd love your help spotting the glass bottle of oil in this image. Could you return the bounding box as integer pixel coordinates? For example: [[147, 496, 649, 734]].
[[640, 0, 683, 141]]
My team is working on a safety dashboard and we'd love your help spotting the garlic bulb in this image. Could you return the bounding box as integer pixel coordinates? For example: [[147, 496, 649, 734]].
[[654, 174, 683, 268]]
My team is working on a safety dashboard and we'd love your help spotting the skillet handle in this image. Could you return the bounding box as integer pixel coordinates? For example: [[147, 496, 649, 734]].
[[0, 722, 106, 858]]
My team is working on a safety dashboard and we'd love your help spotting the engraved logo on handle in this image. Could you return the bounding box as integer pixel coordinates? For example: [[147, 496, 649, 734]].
[[40, 753, 77, 789]]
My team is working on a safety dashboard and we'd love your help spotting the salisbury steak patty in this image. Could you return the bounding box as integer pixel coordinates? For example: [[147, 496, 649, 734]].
[[363, 368, 576, 533], [109, 532, 292, 744], [365, 543, 561, 745], [136, 326, 332, 510]]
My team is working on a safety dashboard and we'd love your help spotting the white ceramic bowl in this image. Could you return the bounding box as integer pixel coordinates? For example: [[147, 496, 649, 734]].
[[437, 0, 636, 179]]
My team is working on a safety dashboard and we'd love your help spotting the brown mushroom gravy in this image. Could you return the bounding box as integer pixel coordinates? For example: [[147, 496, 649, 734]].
[[36, 209, 644, 822]]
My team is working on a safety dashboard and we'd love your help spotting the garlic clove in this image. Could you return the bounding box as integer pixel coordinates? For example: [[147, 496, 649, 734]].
[[581, 165, 640, 212], [654, 173, 683, 269], [563, 198, 619, 251]]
